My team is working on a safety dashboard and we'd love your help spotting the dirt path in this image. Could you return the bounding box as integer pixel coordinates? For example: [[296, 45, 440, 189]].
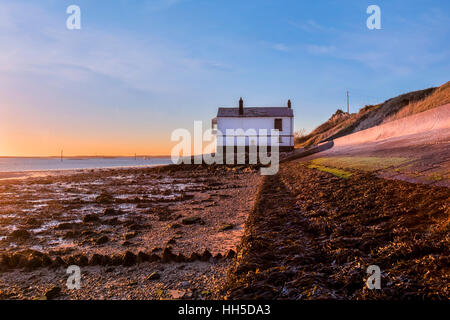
[[224, 161, 449, 299]]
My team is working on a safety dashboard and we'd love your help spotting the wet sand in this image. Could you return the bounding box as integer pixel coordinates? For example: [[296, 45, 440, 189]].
[[0, 172, 42, 181], [0, 164, 261, 299]]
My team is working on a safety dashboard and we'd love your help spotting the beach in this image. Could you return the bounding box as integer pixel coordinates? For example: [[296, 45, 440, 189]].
[[0, 164, 261, 299], [0, 158, 448, 300], [224, 160, 449, 299]]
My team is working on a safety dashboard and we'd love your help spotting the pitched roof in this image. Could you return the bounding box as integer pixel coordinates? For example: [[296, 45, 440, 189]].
[[217, 107, 293, 118]]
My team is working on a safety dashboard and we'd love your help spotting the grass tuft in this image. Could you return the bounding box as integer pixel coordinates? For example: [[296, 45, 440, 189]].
[[309, 156, 410, 172], [307, 164, 353, 179]]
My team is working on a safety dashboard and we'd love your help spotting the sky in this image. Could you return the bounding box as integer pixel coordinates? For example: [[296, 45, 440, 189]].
[[0, 0, 449, 156]]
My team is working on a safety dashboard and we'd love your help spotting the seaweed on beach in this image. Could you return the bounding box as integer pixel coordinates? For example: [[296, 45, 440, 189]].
[[223, 161, 449, 300]]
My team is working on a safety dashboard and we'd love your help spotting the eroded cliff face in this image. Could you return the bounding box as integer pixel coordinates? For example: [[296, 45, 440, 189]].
[[297, 82, 448, 147]]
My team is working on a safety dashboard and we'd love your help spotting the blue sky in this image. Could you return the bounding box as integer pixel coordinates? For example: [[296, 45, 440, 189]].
[[0, 0, 449, 155]]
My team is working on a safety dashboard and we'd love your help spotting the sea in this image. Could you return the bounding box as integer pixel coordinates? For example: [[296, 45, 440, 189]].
[[0, 157, 173, 173]]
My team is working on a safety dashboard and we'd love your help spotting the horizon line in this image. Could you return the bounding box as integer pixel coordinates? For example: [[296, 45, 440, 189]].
[[0, 155, 172, 159]]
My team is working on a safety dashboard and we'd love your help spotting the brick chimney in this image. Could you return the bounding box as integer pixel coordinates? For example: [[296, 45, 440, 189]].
[[287, 99, 291, 109], [239, 97, 244, 115]]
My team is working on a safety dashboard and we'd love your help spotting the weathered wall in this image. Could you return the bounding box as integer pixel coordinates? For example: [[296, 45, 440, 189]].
[[217, 117, 294, 147]]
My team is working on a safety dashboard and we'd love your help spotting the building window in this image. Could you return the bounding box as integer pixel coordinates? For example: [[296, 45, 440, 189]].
[[274, 118, 282, 131]]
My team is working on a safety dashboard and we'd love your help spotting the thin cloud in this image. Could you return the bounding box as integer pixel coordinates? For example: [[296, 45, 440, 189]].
[[271, 43, 290, 52], [298, 7, 450, 76], [0, 1, 229, 95], [305, 44, 336, 55], [144, 0, 185, 12], [258, 41, 291, 52], [289, 19, 334, 33]]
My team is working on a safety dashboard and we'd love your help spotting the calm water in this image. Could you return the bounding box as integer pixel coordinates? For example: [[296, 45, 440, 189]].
[[0, 157, 173, 173]]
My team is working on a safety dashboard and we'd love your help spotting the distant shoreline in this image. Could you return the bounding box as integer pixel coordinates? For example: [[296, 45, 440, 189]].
[[0, 163, 170, 180], [0, 155, 172, 159]]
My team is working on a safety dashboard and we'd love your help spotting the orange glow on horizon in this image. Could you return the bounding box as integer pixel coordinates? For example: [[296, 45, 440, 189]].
[[0, 135, 176, 157], [0, 100, 179, 157], [0, 120, 177, 157]]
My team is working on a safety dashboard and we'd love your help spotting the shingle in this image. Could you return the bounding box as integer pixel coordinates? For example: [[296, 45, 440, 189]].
[[217, 107, 293, 117]]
